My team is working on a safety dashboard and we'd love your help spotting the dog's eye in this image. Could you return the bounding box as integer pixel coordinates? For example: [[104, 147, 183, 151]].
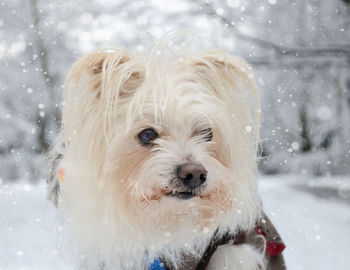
[[138, 128, 159, 145], [200, 128, 213, 142]]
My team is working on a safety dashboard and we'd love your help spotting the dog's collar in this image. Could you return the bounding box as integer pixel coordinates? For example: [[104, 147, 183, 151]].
[[148, 228, 245, 270], [149, 225, 285, 270], [195, 228, 246, 270]]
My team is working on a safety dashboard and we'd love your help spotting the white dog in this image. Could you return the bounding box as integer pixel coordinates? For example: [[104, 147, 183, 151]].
[[48, 43, 285, 270]]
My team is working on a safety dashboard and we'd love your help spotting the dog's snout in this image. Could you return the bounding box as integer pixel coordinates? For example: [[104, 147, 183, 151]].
[[176, 162, 207, 189]]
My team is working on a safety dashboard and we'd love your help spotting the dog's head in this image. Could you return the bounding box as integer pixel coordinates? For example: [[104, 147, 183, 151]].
[[59, 46, 261, 264]]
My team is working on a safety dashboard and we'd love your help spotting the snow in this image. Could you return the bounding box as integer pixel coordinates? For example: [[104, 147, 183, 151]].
[[260, 175, 350, 270], [0, 176, 349, 270], [0, 182, 72, 270]]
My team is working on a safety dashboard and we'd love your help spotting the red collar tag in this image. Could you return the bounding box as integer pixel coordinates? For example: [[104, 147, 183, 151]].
[[254, 227, 286, 257]]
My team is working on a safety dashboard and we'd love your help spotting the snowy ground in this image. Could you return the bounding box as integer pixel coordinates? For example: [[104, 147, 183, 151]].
[[0, 175, 349, 270], [260, 175, 350, 270]]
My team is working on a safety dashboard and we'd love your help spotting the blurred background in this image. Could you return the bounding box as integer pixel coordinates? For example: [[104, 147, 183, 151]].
[[1, 0, 350, 180], [0, 0, 349, 269]]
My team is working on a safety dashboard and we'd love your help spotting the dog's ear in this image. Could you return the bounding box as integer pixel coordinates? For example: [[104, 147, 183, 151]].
[[62, 49, 144, 143], [65, 50, 144, 100], [190, 50, 258, 104], [190, 50, 260, 148]]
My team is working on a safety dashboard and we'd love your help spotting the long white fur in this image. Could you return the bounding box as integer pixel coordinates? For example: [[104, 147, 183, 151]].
[[57, 41, 263, 269], [207, 244, 265, 270]]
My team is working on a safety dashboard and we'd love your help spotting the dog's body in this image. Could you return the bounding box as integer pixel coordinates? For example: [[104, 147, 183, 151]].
[[49, 43, 285, 270]]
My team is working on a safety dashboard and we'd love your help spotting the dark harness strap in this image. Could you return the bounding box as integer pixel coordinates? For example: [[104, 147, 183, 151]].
[[195, 229, 246, 270], [157, 212, 286, 270], [159, 229, 246, 270]]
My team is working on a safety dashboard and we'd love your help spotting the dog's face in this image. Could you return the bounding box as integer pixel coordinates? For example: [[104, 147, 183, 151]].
[[60, 48, 260, 253]]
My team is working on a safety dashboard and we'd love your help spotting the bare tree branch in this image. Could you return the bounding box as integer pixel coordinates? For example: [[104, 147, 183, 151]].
[[200, 1, 350, 59]]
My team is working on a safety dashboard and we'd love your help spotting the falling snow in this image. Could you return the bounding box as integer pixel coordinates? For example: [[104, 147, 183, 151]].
[[0, 0, 350, 268]]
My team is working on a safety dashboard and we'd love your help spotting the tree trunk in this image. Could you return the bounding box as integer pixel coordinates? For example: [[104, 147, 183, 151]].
[[29, 0, 60, 152], [299, 98, 313, 153]]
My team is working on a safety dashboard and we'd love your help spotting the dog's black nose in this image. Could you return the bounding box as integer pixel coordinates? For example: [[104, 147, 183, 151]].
[[176, 162, 207, 189]]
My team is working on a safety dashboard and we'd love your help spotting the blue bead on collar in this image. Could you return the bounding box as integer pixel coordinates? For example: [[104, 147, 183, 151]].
[[149, 258, 166, 270]]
